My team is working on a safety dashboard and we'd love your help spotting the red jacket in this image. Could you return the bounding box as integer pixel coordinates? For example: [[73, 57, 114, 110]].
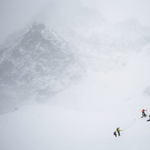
[[142, 109, 147, 113]]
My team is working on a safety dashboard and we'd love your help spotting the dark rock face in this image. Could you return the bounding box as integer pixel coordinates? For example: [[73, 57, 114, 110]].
[[0, 22, 84, 111]]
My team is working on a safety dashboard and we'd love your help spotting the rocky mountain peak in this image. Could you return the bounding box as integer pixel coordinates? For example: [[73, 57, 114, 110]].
[[0, 22, 84, 111], [31, 22, 46, 32]]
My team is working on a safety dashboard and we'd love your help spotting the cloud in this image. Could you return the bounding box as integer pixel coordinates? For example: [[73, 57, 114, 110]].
[[94, 0, 150, 26], [0, 0, 50, 44], [0, 0, 150, 44]]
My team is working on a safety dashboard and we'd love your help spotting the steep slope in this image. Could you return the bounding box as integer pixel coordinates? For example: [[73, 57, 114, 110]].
[[0, 42, 150, 150], [0, 22, 84, 113]]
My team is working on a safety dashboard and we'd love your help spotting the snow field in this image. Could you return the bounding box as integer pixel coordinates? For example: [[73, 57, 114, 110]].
[[0, 44, 150, 150]]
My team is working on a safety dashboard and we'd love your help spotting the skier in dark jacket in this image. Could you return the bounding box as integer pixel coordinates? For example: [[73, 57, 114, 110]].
[[116, 127, 122, 136], [141, 109, 147, 118], [113, 131, 117, 137], [147, 115, 150, 122]]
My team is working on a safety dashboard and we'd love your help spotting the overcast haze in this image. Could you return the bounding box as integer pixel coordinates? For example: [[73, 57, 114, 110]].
[[0, 0, 150, 44], [0, 0, 150, 149]]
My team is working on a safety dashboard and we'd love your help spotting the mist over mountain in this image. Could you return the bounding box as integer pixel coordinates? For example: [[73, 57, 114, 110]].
[[1, 1, 150, 149], [0, 22, 84, 113], [31, 0, 150, 71], [32, 0, 108, 40], [0, 0, 150, 113]]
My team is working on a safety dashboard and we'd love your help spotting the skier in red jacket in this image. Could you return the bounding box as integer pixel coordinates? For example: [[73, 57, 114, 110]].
[[141, 109, 147, 118]]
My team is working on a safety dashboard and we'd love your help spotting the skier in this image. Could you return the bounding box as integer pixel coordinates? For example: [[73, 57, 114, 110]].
[[141, 109, 147, 118], [113, 131, 117, 137], [147, 115, 150, 122], [116, 127, 122, 136]]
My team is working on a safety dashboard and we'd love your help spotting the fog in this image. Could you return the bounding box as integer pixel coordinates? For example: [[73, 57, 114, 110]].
[[0, 0, 150, 149], [0, 0, 150, 44], [0, 0, 150, 111]]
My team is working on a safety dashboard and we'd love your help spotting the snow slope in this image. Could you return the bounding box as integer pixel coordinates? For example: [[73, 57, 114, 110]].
[[0, 43, 150, 150]]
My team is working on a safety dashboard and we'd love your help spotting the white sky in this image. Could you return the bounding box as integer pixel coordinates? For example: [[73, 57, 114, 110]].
[[0, 0, 150, 44]]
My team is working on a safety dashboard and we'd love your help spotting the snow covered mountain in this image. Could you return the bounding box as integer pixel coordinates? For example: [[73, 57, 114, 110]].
[[31, 0, 150, 72], [0, 22, 84, 113], [71, 18, 150, 71], [1, 8, 150, 112], [0, 42, 150, 150], [0, 1, 150, 149]]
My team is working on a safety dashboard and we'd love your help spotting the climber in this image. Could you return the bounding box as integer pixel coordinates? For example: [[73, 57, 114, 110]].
[[113, 131, 117, 137], [116, 127, 122, 136], [141, 109, 147, 118]]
